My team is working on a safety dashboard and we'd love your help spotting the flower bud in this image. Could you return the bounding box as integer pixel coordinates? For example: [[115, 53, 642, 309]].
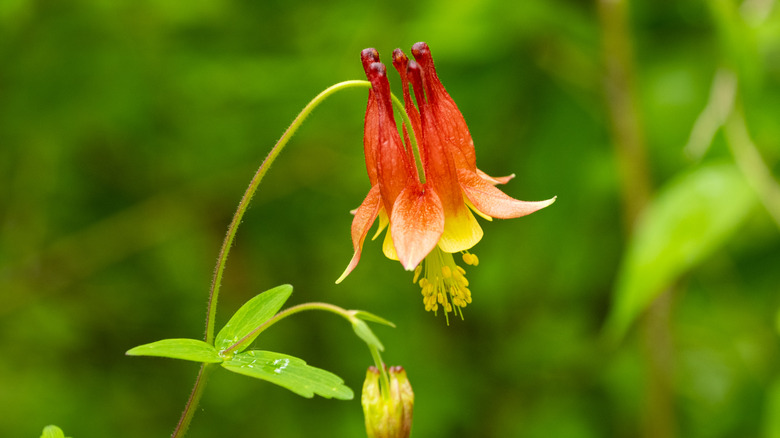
[[362, 366, 414, 438]]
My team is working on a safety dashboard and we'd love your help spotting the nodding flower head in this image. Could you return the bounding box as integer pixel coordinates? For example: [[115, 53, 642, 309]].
[[338, 43, 556, 321]]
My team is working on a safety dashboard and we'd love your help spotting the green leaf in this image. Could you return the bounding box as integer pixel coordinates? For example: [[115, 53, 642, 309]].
[[215, 284, 293, 352], [604, 163, 756, 343], [126, 338, 222, 363], [351, 319, 384, 352], [40, 425, 69, 438], [352, 310, 396, 328], [222, 350, 353, 400]]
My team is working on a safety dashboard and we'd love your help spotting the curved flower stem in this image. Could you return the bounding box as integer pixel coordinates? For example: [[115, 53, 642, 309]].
[[222, 302, 353, 354], [176, 77, 407, 437], [204, 80, 371, 344], [174, 80, 372, 438], [203, 80, 419, 345]]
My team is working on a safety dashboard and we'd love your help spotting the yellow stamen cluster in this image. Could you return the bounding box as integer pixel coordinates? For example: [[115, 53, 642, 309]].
[[413, 247, 474, 322]]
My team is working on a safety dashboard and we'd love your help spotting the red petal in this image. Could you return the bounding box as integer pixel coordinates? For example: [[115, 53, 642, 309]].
[[336, 185, 382, 283], [459, 169, 556, 219], [362, 94, 379, 186], [366, 62, 417, 216], [390, 185, 445, 270], [361, 49, 381, 186], [408, 59, 483, 252], [412, 42, 477, 172], [392, 49, 423, 170]]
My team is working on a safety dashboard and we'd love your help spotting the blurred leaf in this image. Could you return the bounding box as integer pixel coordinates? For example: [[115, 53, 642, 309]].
[[351, 318, 384, 352], [776, 308, 780, 336], [126, 338, 222, 363], [766, 377, 780, 438], [215, 284, 292, 352], [221, 350, 353, 400], [40, 425, 69, 438], [604, 163, 756, 342]]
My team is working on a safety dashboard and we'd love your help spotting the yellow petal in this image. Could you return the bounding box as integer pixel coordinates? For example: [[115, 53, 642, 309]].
[[437, 205, 483, 253], [465, 197, 492, 221], [382, 226, 399, 261], [372, 208, 389, 241]]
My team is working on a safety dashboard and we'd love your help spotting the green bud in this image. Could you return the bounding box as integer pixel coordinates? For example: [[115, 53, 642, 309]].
[[362, 366, 414, 438]]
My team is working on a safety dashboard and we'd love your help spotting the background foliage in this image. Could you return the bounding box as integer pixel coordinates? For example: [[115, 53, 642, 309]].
[[2, 0, 780, 437]]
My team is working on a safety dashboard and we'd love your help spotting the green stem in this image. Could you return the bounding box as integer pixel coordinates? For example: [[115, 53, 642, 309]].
[[203, 80, 371, 344], [220, 301, 392, 397], [171, 363, 216, 438], [369, 345, 391, 401], [389, 94, 426, 184], [221, 302, 352, 355]]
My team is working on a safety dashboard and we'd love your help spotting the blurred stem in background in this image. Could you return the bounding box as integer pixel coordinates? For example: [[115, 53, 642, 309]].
[[726, 107, 780, 228], [598, 0, 676, 437], [687, 67, 780, 229]]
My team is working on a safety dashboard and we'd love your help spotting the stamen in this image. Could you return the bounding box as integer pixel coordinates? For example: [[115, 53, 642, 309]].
[[415, 247, 477, 320], [413, 265, 422, 283], [462, 251, 479, 266]]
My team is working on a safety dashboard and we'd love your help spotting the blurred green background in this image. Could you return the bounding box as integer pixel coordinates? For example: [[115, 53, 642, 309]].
[[2, 0, 780, 437]]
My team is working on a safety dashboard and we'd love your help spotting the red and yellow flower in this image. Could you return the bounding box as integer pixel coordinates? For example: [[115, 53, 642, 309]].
[[338, 43, 555, 320]]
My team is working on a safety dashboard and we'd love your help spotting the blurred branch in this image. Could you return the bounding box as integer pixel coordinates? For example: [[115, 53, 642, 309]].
[[685, 68, 780, 230], [684, 70, 738, 160], [597, 0, 651, 227], [726, 107, 780, 228], [598, 0, 676, 437]]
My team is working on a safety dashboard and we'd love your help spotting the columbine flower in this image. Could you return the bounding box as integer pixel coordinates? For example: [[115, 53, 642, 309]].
[[338, 43, 556, 320], [362, 366, 414, 438]]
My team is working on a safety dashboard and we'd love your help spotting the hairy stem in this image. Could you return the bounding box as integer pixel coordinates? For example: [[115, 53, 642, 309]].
[[177, 76, 412, 436], [171, 364, 215, 438], [175, 80, 372, 438]]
